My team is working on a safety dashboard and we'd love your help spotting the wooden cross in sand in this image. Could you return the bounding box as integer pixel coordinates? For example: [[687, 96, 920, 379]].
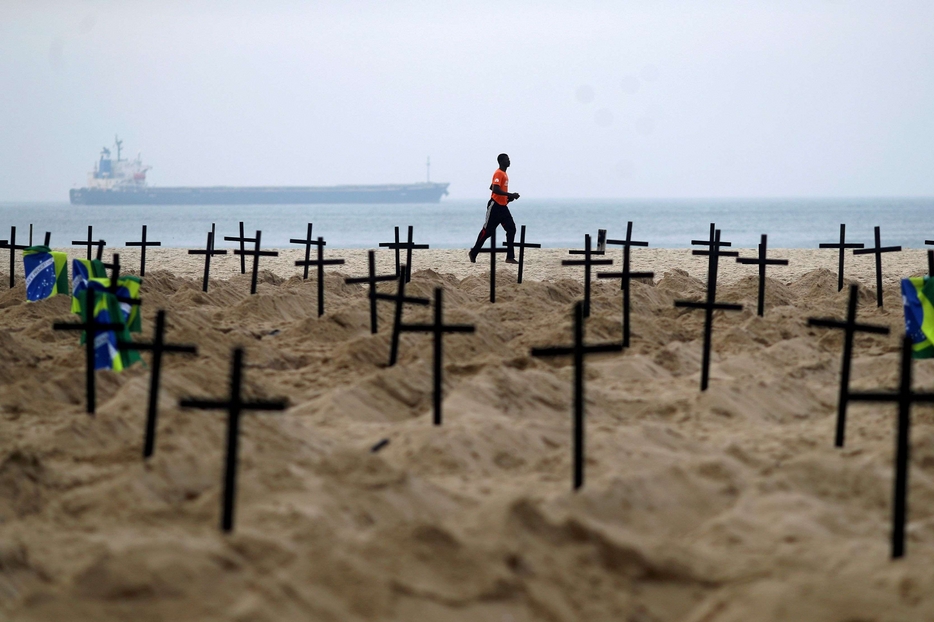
[[398, 288, 475, 425], [124, 225, 161, 277], [848, 335, 934, 559], [0, 226, 29, 288], [674, 225, 743, 391], [735, 234, 789, 317], [101, 253, 142, 307], [806, 284, 890, 448], [117, 310, 198, 458], [290, 223, 317, 280], [502, 224, 542, 284], [233, 230, 280, 296], [294, 236, 346, 317], [72, 225, 106, 261], [224, 222, 255, 275], [597, 222, 654, 347], [853, 226, 902, 308], [180, 348, 287, 532], [476, 228, 508, 303], [563, 234, 613, 318], [379, 264, 430, 366], [52, 287, 126, 414], [924, 240, 934, 277], [819, 224, 864, 292], [379, 226, 430, 283], [344, 250, 397, 333], [531, 301, 623, 490], [187, 227, 227, 293]]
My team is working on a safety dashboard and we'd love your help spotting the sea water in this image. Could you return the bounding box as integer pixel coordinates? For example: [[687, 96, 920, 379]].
[[0, 198, 931, 249]]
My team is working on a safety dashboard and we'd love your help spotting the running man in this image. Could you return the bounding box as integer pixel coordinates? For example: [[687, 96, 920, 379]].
[[468, 153, 520, 264]]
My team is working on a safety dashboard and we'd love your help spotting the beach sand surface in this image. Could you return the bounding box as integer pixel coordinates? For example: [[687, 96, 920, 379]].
[[1, 247, 933, 621]]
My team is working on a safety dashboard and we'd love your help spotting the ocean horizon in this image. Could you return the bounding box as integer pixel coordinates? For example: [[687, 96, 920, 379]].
[[0, 197, 931, 250]]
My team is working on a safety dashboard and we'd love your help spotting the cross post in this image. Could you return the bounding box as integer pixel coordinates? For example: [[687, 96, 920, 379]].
[[376, 264, 430, 366], [596, 222, 654, 347], [124, 225, 161, 276], [531, 301, 623, 490], [72, 225, 106, 261], [476, 228, 508, 303], [848, 335, 934, 559], [223, 222, 255, 275], [294, 236, 345, 316], [563, 234, 613, 318], [853, 226, 902, 307], [344, 249, 396, 333], [117, 310, 198, 458], [398, 288, 475, 425], [0, 226, 29, 288], [187, 229, 227, 293], [180, 348, 287, 532], [807, 284, 890, 447], [674, 225, 743, 391], [52, 287, 126, 414], [233, 230, 280, 295], [289, 223, 317, 280], [819, 224, 864, 292], [924, 239, 934, 277], [501, 224, 541, 284], [378, 226, 429, 282], [736, 234, 789, 316]]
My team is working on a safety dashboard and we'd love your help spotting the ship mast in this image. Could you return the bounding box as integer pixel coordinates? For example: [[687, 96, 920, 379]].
[[115, 135, 123, 161]]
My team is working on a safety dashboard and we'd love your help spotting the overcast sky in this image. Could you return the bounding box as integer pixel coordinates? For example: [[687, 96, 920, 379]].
[[1, 0, 933, 201]]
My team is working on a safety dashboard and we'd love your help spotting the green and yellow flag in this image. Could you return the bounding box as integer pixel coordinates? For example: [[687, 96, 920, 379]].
[[901, 277, 934, 358]]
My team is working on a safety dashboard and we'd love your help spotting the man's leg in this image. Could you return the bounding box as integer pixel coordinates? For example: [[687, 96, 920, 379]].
[[502, 207, 518, 261], [470, 200, 500, 261]]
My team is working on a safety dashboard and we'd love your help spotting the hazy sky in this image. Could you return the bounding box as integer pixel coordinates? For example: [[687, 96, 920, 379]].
[[2, 0, 933, 201]]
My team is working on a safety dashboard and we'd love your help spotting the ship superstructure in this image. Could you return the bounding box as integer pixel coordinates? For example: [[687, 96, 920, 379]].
[[70, 138, 449, 205]]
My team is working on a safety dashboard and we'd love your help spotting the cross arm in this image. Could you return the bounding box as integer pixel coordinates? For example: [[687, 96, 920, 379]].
[[691, 239, 732, 247], [125, 241, 162, 247], [693, 250, 740, 257], [605, 239, 648, 247], [531, 346, 574, 357], [188, 249, 228, 255], [290, 238, 325, 246], [674, 301, 744, 311], [295, 259, 345, 266], [806, 318, 890, 334], [853, 246, 902, 255], [596, 271, 655, 280], [502, 241, 542, 248], [736, 257, 789, 266], [118, 342, 198, 354], [179, 398, 228, 410], [224, 235, 257, 242], [819, 243, 864, 249], [562, 259, 613, 266], [235, 250, 280, 257], [344, 275, 396, 284], [568, 249, 606, 255]]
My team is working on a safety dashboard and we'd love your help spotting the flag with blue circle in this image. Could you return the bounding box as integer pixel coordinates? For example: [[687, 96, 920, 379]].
[[22, 246, 68, 301], [901, 277, 934, 359]]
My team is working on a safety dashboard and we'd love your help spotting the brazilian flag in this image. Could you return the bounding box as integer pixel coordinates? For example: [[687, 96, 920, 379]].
[[76, 281, 142, 371], [22, 246, 68, 301], [71, 258, 107, 315], [901, 277, 934, 358]]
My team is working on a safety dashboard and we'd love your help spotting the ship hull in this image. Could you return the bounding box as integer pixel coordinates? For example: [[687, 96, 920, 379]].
[[70, 183, 449, 205]]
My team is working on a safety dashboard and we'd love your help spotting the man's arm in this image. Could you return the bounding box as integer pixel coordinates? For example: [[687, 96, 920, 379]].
[[491, 184, 520, 201]]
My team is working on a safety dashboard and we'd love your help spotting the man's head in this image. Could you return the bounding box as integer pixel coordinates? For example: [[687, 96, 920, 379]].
[[497, 153, 510, 170]]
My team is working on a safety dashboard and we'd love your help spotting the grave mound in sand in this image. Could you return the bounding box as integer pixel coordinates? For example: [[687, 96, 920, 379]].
[[1, 263, 933, 621]]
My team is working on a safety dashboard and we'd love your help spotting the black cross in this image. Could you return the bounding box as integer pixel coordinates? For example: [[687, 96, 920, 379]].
[[101, 253, 142, 307], [377, 264, 430, 366], [398, 288, 475, 425], [819, 224, 864, 292], [224, 222, 255, 275], [736, 234, 789, 316], [290, 223, 317, 280], [43, 231, 51, 246], [925, 239, 934, 277], [344, 249, 396, 333], [52, 287, 125, 414], [0, 226, 29, 288], [476, 228, 508, 303], [596, 222, 654, 347], [502, 224, 541, 284], [117, 310, 198, 458], [378, 226, 429, 283], [531, 301, 623, 490], [294, 236, 345, 317], [72, 225, 106, 261], [124, 225, 161, 277], [853, 226, 902, 308], [180, 348, 287, 532], [675, 225, 743, 391], [848, 334, 934, 559], [807, 284, 890, 447], [562, 234, 613, 318], [187, 229, 227, 293], [233, 230, 280, 295]]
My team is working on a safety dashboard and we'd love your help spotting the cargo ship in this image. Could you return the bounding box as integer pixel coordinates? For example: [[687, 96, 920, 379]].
[[69, 138, 450, 205]]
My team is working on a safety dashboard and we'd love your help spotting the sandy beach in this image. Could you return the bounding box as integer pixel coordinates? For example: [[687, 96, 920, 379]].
[[1, 246, 933, 621]]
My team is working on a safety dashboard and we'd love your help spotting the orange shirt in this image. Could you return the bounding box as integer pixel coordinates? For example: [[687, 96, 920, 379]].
[[490, 169, 509, 206]]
